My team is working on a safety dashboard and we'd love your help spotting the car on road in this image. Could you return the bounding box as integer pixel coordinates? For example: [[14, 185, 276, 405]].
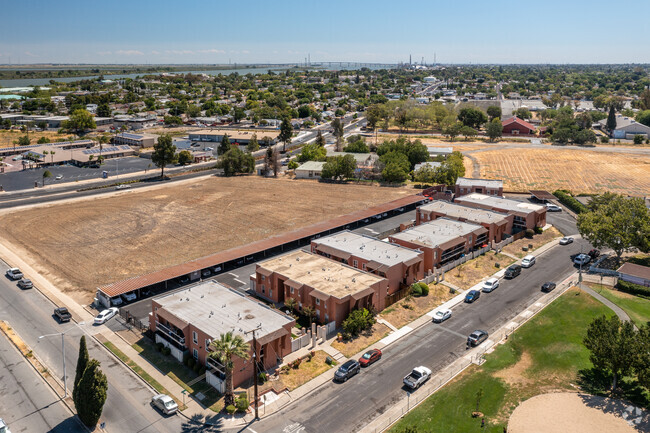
[[541, 282, 556, 292], [482, 277, 500, 293], [545, 203, 562, 212], [504, 264, 521, 279], [559, 237, 574, 245], [573, 254, 591, 266], [521, 255, 536, 268], [94, 307, 119, 325], [17, 278, 33, 289], [464, 290, 480, 303], [588, 249, 600, 259], [467, 330, 489, 347], [151, 394, 178, 415], [432, 308, 452, 323], [403, 366, 432, 389], [359, 348, 382, 367], [115, 184, 131, 190], [121, 291, 137, 302], [6, 268, 23, 280], [0, 418, 11, 433], [55, 174, 63, 180], [334, 359, 360, 382], [54, 307, 72, 322]]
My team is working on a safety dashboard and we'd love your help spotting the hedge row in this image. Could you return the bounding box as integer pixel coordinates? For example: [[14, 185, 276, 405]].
[[553, 190, 588, 214], [616, 280, 650, 297]]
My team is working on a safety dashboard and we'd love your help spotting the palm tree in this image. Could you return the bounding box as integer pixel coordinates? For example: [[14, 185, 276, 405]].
[[302, 306, 316, 326], [42, 170, 52, 186], [208, 332, 250, 407], [284, 297, 297, 315]]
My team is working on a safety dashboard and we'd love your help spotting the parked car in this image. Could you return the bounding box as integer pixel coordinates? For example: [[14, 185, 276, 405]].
[[545, 203, 562, 212], [151, 394, 178, 415], [202, 269, 212, 278], [464, 290, 480, 303], [588, 249, 600, 259], [504, 264, 522, 279], [54, 307, 72, 322], [211, 265, 222, 273], [0, 418, 11, 433], [559, 237, 574, 245], [55, 174, 63, 180], [482, 277, 499, 293], [541, 282, 556, 292], [467, 330, 489, 347], [334, 359, 360, 382], [115, 184, 131, 190], [573, 254, 591, 266], [432, 308, 452, 323], [121, 291, 137, 302], [403, 366, 432, 389], [521, 255, 536, 268], [110, 296, 123, 307], [6, 268, 23, 280], [94, 307, 119, 325], [17, 278, 33, 289], [359, 348, 382, 367]]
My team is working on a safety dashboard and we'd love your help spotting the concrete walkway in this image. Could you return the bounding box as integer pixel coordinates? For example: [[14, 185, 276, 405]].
[[579, 283, 633, 324]]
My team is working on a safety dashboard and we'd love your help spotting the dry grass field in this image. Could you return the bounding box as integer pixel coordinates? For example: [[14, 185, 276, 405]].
[[0, 176, 413, 303], [0, 130, 77, 148], [474, 148, 650, 194]]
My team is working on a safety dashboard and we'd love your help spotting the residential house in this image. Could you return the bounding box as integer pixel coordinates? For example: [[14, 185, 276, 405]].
[[598, 115, 650, 139], [295, 161, 326, 179], [502, 116, 536, 135], [617, 263, 650, 287]]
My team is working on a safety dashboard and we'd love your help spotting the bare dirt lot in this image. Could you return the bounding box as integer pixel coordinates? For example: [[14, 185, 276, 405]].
[[0, 130, 77, 148], [0, 176, 413, 303]]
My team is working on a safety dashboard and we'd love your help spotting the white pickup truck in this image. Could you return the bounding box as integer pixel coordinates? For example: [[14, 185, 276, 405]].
[[403, 366, 432, 389]]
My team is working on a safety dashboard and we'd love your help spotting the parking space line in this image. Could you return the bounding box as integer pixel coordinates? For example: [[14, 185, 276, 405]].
[[434, 325, 468, 339]]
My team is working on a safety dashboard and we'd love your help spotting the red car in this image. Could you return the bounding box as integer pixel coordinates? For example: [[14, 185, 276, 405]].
[[359, 348, 382, 367]]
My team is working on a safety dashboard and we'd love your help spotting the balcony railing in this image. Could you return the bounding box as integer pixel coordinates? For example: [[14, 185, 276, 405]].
[[155, 321, 185, 345], [206, 356, 226, 380]]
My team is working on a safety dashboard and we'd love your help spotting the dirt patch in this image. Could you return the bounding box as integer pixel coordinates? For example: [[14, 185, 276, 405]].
[[0, 130, 77, 148], [493, 351, 533, 387], [0, 176, 413, 304], [508, 392, 645, 433], [380, 284, 455, 329], [443, 252, 515, 291], [331, 323, 391, 358], [502, 227, 563, 259], [256, 350, 333, 393]]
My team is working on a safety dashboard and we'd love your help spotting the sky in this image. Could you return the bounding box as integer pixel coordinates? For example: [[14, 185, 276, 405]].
[[1, 0, 650, 65]]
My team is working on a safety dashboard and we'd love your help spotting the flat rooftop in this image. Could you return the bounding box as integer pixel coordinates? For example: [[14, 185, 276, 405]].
[[154, 281, 292, 343], [296, 161, 326, 171], [456, 177, 503, 189], [258, 250, 385, 299], [391, 218, 486, 248], [457, 193, 545, 213], [188, 129, 280, 141], [419, 200, 510, 224], [313, 231, 422, 267]]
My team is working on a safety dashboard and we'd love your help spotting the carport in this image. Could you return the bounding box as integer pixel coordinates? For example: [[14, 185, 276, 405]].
[[529, 190, 556, 203]]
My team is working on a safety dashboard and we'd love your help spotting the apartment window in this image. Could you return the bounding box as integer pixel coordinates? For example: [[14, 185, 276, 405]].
[[324, 302, 327, 309], [269, 289, 273, 298], [434, 251, 438, 260], [325, 313, 329, 322], [316, 298, 320, 306], [290, 287, 294, 294], [205, 339, 211, 349], [353, 260, 358, 267], [469, 235, 473, 243], [362, 263, 366, 270], [261, 284, 265, 293], [261, 275, 265, 281], [193, 349, 198, 360], [316, 310, 320, 318]]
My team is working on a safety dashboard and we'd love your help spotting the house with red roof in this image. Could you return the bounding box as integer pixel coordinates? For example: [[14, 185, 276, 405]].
[[502, 116, 536, 135]]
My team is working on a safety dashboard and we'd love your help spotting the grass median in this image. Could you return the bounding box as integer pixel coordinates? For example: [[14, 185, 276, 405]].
[[389, 287, 650, 433]]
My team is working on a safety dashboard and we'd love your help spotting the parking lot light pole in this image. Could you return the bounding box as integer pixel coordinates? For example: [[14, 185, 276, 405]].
[[579, 245, 583, 283], [38, 322, 85, 398]]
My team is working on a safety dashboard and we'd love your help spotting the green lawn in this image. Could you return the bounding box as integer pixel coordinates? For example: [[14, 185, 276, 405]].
[[390, 288, 636, 433], [589, 284, 650, 327]]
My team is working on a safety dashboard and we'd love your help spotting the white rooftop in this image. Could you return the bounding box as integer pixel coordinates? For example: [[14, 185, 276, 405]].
[[427, 146, 453, 154], [414, 161, 442, 171], [456, 177, 503, 188], [296, 161, 326, 171], [313, 231, 422, 267], [391, 218, 486, 248], [154, 281, 292, 343], [457, 193, 545, 213], [419, 200, 510, 224]]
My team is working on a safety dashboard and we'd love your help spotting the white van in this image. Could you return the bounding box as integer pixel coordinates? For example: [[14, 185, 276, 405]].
[[521, 255, 536, 268]]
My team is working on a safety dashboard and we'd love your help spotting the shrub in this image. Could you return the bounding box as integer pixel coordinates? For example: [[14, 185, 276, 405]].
[[291, 359, 302, 369], [161, 347, 171, 356], [600, 135, 609, 144], [187, 358, 195, 369], [410, 283, 423, 297], [235, 394, 249, 412], [259, 372, 267, 382], [553, 190, 588, 214], [525, 229, 535, 239], [616, 280, 650, 297], [156, 342, 164, 352], [225, 404, 237, 415], [633, 134, 644, 145], [342, 308, 375, 336], [418, 282, 429, 296], [534, 226, 543, 234]]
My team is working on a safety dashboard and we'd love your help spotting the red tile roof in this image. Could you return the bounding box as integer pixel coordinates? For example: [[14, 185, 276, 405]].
[[98, 194, 425, 297], [502, 116, 536, 132]]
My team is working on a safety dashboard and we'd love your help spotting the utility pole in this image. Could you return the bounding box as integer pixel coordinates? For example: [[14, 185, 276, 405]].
[[244, 325, 262, 419]]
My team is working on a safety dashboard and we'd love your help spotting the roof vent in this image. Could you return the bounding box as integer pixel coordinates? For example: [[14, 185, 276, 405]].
[[352, 278, 356, 282]]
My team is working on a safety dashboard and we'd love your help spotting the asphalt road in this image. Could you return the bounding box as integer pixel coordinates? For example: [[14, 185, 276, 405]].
[[230, 236, 591, 433], [0, 261, 186, 433], [0, 331, 84, 432]]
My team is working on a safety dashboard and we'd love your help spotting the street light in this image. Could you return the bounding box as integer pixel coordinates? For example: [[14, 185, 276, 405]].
[[38, 322, 85, 398]]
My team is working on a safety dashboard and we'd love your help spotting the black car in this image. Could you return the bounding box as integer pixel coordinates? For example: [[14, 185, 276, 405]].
[[464, 290, 480, 303], [467, 330, 489, 347], [541, 282, 556, 292], [334, 359, 360, 382], [588, 249, 600, 259], [504, 264, 521, 279], [54, 307, 72, 322]]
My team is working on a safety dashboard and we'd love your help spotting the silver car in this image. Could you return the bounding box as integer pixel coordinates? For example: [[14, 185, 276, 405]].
[[151, 394, 178, 415]]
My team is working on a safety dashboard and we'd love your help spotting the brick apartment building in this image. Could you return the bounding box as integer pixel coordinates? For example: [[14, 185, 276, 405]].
[[455, 177, 503, 197], [252, 250, 388, 326], [389, 218, 488, 272], [149, 281, 294, 392], [454, 193, 546, 232], [311, 231, 424, 295], [416, 200, 513, 243]]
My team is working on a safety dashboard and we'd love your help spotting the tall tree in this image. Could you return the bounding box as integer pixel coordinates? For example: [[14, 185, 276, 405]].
[[321, 155, 356, 181], [583, 315, 638, 393], [64, 109, 96, 135], [331, 118, 344, 151], [486, 118, 503, 142], [218, 147, 255, 176], [151, 134, 177, 179], [486, 105, 501, 121], [74, 359, 108, 428], [315, 130, 325, 147], [458, 107, 488, 129], [246, 134, 259, 152], [42, 170, 52, 186], [606, 106, 617, 131], [279, 117, 293, 152], [74, 336, 89, 391], [208, 332, 250, 407], [218, 133, 231, 155], [177, 150, 193, 166]]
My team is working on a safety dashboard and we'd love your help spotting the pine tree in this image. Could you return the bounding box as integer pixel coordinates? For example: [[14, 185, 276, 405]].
[[315, 130, 325, 147], [218, 133, 231, 155], [74, 336, 89, 391], [606, 106, 617, 131], [74, 359, 108, 428]]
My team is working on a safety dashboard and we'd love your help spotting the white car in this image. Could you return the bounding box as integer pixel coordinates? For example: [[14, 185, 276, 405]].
[[482, 277, 500, 293], [6, 267, 23, 280], [432, 308, 452, 323], [94, 307, 119, 325], [545, 203, 562, 212], [151, 394, 178, 415], [559, 237, 574, 245], [521, 255, 536, 268], [121, 291, 137, 302], [574, 254, 591, 266], [55, 174, 63, 180], [115, 184, 131, 190]]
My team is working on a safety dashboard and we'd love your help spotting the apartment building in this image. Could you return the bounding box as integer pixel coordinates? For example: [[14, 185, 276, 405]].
[[455, 193, 546, 231]]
